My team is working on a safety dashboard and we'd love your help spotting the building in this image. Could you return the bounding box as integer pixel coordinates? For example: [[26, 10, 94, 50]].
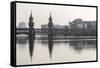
[[84, 21, 96, 30], [41, 24, 65, 29], [69, 18, 96, 30], [69, 18, 85, 29], [69, 18, 96, 36], [17, 21, 27, 28]]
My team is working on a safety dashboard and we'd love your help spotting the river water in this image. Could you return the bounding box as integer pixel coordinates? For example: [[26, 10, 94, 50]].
[[16, 35, 96, 65]]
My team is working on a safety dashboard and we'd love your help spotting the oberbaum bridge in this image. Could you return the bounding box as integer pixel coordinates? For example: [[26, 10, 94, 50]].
[[16, 12, 64, 35]]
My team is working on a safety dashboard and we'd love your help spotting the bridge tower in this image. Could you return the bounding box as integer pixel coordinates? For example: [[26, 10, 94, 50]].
[[28, 11, 35, 35], [48, 12, 53, 58], [48, 12, 53, 35]]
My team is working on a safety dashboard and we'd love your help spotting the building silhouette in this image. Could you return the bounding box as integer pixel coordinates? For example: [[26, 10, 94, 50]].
[[28, 11, 35, 35], [17, 21, 27, 28], [16, 12, 96, 36], [69, 19, 96, 36], [48, 12, 53, 35]]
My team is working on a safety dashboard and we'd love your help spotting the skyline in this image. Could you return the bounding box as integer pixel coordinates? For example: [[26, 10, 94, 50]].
[[16, 3, 96, 28]]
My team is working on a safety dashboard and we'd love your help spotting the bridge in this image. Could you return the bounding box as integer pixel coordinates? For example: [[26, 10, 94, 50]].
[[16, 28, 65, 35], [16, 11, 66, 35]]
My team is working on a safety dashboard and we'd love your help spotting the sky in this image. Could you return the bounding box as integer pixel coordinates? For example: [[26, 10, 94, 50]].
[[16, 3, 96, 28]]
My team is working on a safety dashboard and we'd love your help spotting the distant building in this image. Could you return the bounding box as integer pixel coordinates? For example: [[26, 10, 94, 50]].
[[17, 21, 27, 28], [41, 24, 66, 35], [41, 24, 65, 29], [69, 18, 85, 29], [84, 21, 96, 30], [69, 18, 96, 30], [69, 18, 96, 36]]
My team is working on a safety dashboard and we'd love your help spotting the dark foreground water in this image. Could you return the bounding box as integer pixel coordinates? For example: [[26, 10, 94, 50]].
[[16, 35, 96, 65]]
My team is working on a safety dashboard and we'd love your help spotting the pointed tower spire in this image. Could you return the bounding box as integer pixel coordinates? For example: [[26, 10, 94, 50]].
[[30, 10, 32, 17], [49, 11, 52, 21], [50, 11, 51, 18], [29, 10, 33, 21], [48, 11, 53, 24]]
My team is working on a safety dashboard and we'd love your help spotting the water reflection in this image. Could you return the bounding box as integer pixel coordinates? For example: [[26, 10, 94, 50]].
[[69, 40, 96, 53], [40, 37, 96, 54], [17, 35, 96, 63], [28, 35, 35, 61], [16, 37, 28, 44], [48, 34, 53, 59]]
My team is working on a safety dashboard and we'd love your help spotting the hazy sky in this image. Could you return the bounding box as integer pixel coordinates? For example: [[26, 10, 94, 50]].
[[16, 3, 96, 28]]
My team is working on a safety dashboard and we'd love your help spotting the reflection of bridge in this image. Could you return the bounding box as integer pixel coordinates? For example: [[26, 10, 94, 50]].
[[16, 28, 64, 35]]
